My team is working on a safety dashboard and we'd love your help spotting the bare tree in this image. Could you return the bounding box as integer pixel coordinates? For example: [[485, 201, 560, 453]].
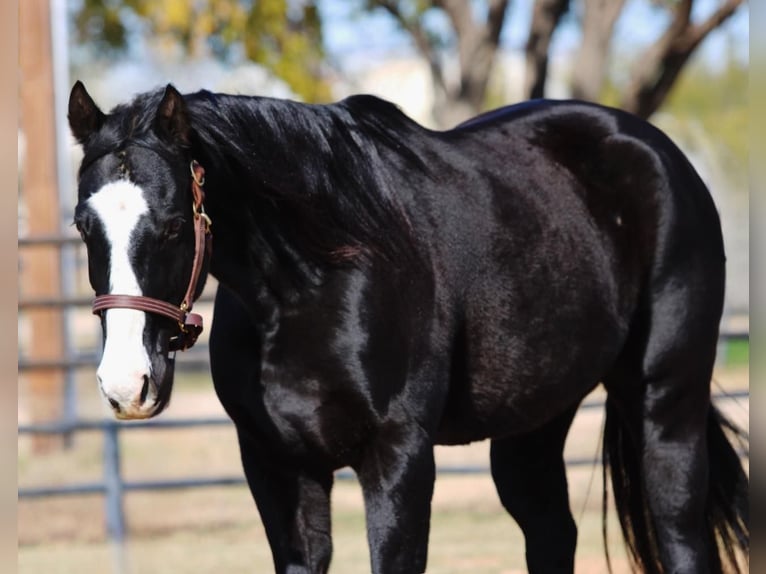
[[369, 0, 744, 122], [368, 0, 510, 126], [620, 0, 745, 118], [527, 0, 745, 118]]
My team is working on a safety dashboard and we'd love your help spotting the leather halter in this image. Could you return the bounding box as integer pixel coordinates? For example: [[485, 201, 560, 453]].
[[92, 161, 212, 351]]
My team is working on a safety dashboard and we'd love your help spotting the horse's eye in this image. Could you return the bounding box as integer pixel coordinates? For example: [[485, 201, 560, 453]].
[[162, 218, 185, 241]]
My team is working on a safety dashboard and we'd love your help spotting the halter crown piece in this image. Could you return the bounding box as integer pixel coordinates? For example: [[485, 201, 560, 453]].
[[92, 160, 212, 351]]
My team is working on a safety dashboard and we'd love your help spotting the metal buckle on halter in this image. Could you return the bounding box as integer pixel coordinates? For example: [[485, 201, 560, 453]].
[[172, 301, 203, 351], [178, 301, 189, 331], [190, 160, 205, 186], [195, 205, 212, 230], [190, 160, 212, 231]]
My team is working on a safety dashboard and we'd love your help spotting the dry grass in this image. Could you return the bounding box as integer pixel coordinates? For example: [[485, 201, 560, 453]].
[[18, 366, 748, 573], [19, 476, 635, 574]]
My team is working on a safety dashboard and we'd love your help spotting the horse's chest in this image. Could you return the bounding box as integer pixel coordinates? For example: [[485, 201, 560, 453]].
[[242, 374, 372, 465]]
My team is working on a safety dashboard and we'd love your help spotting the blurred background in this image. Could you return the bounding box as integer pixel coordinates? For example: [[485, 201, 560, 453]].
[[18, 1, 749, 573]]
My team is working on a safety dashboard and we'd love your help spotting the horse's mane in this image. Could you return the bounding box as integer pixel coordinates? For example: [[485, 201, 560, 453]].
[[190, 91, 427, 267]]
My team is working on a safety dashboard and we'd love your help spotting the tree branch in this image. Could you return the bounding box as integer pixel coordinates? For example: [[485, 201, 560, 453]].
[[620, 0, 744, 118], [433, 0, 474, 42], [487, 0, 511, 47], [525, 0, 570, 99], [375, 0, 447, 93], [570, 0, 626, 101], [683, 0, 744, 51]]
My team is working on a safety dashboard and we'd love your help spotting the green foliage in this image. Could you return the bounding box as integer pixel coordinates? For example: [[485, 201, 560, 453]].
[[720, 339, 749, 367], [663, 58, 748, 176], [598, 80, 622, 110], [72, 0, 331, 102], [73, 0, 122, 51]]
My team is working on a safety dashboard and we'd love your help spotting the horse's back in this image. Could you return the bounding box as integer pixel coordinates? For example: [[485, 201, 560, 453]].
[[424, 100, 725, 443], [429, 98, 724, 320]]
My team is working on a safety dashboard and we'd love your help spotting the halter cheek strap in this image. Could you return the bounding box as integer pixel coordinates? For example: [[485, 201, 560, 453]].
[[92, 160, 212, 351]]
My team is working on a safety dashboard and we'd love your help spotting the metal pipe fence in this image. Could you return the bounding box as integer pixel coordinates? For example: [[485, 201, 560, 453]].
[[18, 387, 750, 544], [18, 233, 750, 546]]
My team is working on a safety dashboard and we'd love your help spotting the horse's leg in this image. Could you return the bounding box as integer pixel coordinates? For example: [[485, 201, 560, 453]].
[[238, 430, 334, 574], [490, 406, 579, 574], [354, 423, 435, 574], [210, 288, 334, 574]]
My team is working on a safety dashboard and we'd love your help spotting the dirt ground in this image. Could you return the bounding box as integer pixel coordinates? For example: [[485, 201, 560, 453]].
[[18, 366, 749, 573]]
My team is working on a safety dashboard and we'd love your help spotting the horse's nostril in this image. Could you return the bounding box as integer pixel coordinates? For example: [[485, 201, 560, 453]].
[[108, 398, 121, 412], [140, 375, 150, 404]]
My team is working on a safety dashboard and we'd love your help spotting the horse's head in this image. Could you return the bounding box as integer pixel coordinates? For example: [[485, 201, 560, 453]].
[[68, 81, 209, 419]]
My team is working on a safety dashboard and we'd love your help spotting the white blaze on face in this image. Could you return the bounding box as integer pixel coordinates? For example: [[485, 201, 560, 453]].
[[89, 180, 157, 419]]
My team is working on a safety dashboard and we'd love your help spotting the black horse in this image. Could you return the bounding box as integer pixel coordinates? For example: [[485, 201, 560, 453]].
[[68, 81, 748, 573]]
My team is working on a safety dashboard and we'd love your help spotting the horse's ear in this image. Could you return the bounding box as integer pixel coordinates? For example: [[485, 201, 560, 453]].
[[68, 81, 105, 145], [155, 84, 190, 146]]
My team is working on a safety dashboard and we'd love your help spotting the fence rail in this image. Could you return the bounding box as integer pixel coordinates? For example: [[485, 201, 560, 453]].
[[18, 387, 750, 543], [18, 232, 750, 546]]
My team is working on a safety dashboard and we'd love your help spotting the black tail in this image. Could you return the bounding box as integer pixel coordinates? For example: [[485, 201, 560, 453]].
[[602, 400, 749, 573]]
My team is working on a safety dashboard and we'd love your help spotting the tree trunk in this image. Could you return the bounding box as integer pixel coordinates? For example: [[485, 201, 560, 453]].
[[372, 0, 510, 126], [570, 0, 626, 102], [438, 0, 510, 125], [525, 0, 570, 99]]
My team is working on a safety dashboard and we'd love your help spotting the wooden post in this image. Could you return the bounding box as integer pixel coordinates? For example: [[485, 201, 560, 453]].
[[20, 0, 64, 452]]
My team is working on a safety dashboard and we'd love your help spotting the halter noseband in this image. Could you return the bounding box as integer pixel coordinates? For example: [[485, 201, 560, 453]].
[[92, 160, 212, 351]]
